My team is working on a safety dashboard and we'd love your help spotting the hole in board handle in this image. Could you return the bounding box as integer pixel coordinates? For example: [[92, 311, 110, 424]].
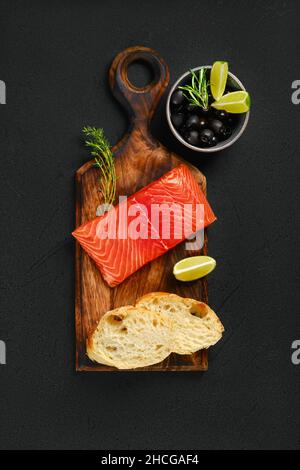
[[127, 59, 156, 90]]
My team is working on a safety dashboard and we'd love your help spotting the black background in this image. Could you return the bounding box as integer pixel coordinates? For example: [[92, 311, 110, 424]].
[[0, 0, 300, 450]]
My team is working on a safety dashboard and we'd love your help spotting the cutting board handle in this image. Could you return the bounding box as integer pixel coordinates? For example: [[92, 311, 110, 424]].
[[109, 46, 169, 125]]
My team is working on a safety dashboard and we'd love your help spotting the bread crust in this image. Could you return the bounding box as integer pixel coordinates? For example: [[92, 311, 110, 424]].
[[137, 292, 224, 333]]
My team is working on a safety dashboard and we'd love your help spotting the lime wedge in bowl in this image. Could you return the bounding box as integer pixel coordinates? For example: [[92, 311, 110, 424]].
[[173, 256, 216, 282], [210, 61, 228, 101], [211, 91, 250, 113]]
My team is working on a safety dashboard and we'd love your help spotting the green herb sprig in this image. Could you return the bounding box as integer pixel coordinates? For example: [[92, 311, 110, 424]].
[[83, 126, 116, 207], [179, 68, 209, 110]]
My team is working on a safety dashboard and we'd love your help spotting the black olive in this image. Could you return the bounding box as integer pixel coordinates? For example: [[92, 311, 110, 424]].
[[199, 117, 208, 128], [199, 128, 215, 146], [185, 130, 200, 146], [185, 114, 201, 128], [226, 116, 235, 126], [209, 118, 225, 136], [211, 135, 218, 146], [186, 103, 198, 113], [171, 89, 184, 106], [220, 126, 232, 138], [176, 104, 185, 113], [179, 126, 186, 137], [171, 113, 185, 129], [200, 108, 211, 117], [213, 109, 228, 120]]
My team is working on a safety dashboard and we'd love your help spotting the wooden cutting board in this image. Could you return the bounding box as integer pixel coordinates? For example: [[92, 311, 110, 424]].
[[75, 46, 209, 371]]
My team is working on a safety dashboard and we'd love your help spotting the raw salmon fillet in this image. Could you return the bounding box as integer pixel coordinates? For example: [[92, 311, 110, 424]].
[[72, 164, 216, 287]]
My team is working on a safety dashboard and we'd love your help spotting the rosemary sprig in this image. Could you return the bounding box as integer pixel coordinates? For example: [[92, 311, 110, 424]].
[[179, 68, 209, 110], [82, 126, 116, 208]]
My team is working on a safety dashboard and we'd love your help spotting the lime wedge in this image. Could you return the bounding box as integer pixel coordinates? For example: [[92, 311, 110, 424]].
[[173, 256, 216, 282], [210, 61, 228, 101], [211, 91, 250, 113]]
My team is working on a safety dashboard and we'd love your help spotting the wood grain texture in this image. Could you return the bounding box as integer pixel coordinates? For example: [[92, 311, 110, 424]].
[[75, 46, 209, 371]]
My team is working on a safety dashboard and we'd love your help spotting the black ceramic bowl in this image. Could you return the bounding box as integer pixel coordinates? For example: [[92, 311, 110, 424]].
[[166, 65, 250, 153]]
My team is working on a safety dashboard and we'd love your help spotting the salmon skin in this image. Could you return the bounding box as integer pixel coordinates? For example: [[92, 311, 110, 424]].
[[72, 164, 216, 287]]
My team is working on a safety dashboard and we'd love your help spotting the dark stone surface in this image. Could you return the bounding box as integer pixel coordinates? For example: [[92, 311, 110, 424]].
[[0, 0, 299, 450]]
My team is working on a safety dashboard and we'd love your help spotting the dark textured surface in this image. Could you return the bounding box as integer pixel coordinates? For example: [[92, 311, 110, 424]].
[[0, 0, 300, 450]]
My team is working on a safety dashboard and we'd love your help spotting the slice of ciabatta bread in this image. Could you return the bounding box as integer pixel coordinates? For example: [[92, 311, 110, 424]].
[[136, 292, 224, 355], [87, 294, 224, 369], [87, 306, 172, 369]]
